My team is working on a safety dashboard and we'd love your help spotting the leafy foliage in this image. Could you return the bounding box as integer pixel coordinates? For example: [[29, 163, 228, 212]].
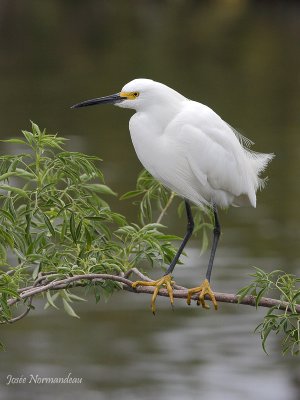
[[121, 169, 172, 224], [238, 268, 300, 355], [0, 123, 178, 327], [121, 169, 213, 253], [0, 123, 299, 357]]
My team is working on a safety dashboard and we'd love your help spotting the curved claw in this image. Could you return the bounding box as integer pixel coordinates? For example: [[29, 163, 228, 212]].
[[187, 279, 218, 310], [132, 274, 175, 314]]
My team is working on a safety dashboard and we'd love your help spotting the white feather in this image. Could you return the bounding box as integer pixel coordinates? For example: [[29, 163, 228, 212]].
[[119, 79, 274, 209]]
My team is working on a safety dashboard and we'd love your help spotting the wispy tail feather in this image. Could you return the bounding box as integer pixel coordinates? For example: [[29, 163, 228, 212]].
[[247, 151, 275, 189]]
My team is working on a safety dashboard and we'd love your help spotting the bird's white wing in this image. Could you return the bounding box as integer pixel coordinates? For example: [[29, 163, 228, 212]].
[[183, 125, 245, 196], [168, 101, 255, 206]]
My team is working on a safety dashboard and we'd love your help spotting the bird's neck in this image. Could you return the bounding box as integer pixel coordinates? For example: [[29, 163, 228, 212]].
[[141, 101, 184, 133]]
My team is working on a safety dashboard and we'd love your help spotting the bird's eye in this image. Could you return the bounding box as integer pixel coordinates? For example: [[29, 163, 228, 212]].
[[133, 92, 139, 98]]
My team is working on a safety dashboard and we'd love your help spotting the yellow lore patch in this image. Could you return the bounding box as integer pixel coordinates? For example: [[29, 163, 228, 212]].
[[120, 91, 139, 100]]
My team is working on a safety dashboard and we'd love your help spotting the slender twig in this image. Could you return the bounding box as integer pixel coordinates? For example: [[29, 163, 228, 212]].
[[2, 271, 299, 324], [7, 298, 32, 323], [5, 272, 46, 324], [156, 191, 176, 224]]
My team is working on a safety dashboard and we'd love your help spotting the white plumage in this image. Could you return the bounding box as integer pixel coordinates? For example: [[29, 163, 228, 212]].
[[118, 78, 274, 209], [72, 77, 274, 312]]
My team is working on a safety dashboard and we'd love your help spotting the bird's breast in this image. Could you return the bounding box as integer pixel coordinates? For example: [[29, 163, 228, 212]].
[[129, 113, 166, 176]]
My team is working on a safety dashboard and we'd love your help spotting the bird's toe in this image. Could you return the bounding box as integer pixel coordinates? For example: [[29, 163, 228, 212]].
[[132, 274, 175, 314], [187, 279, 218, 310]]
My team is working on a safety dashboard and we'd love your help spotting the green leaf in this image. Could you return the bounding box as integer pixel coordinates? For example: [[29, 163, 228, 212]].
[[0, 228, 14, 248], [68, 293, 87, 302], [22, 130, 34, 146], [292, 291, 300, 302], [32, 264, 40, 279], [75, 220, 83, 242], [0, 138, 27, 145], [84, 216, 106, 221], [0, 244, 7, 264], [0, 209, 15, 223], [154, 234, 181, 241], [84, 227, 92, 250], [0, 185, 28, 197], [62, 298, 80, 318], [0, 286, 19, 298], [45, 291, 59, 309], [0, 171, 18, 181], [43, 214, 56, 237], [7, 198, 16, 219], [120, 190, 143, 200], [15, 168, 35, 179], [110, 212, 127, 226], [237, 285, 251, 302], [255, 287, 267, 308], [31, 121, 41, 136], [82, 183, 117, 196], [70, 213, 77, 243]]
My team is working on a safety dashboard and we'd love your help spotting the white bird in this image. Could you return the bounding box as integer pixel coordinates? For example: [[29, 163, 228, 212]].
[[72, 78, 274, 313]]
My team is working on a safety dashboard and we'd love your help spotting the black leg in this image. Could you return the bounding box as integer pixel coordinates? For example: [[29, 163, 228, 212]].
[[164, 200, 194, 275], [205, 204, 221, 282]]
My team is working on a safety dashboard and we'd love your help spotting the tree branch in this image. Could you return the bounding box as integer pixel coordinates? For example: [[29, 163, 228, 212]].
[[3, 269, 299, 323]]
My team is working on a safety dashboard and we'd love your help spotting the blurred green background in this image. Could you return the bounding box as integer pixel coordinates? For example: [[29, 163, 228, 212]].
[[0, 1, 300, 399]]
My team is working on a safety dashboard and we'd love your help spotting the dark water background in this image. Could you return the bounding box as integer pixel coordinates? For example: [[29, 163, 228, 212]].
[[0, 1, 300, 399]]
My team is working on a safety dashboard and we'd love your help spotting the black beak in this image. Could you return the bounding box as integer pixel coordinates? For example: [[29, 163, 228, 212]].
[[71, 93, 124, 109]]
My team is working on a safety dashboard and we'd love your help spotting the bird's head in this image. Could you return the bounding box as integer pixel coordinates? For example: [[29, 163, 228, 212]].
[[71, 78, 185, 112]]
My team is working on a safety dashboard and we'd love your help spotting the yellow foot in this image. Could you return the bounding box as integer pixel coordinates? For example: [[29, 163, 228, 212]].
[[132, 274, 175, 315], [187, 279, 218, 310]]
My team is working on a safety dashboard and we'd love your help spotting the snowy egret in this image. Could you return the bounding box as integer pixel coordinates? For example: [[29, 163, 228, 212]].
[[72, 78, 274, 313]]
